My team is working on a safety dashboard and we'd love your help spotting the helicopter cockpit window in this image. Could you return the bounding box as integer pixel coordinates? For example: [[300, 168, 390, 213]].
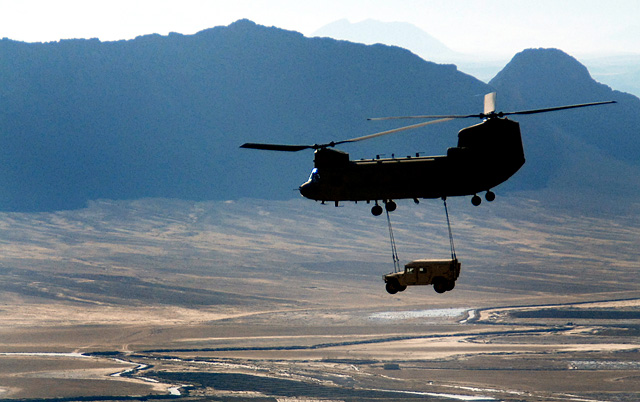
[[308, 168, 320, 183]]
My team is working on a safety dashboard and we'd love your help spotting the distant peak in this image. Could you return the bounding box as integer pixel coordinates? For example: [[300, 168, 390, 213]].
[[514, 48, 584, 64], [228, 18, 258, 28], [312, 18, 454, 61], [195, 19, 282, 39], [489, 48, 615, 106], [491, 48, 595, 87], [505, 48, 591, 78]]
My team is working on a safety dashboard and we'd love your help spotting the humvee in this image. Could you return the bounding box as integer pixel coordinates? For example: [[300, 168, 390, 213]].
[[383, 259, 460, 294]]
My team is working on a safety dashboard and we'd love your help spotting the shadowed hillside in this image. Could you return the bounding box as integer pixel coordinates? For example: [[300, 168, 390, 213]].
[[0, 19, 487, 212], [0, 196, 638, 314]]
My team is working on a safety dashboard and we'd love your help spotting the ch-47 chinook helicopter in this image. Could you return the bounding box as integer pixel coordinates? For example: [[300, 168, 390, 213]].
[[241, 93, 615, 216]]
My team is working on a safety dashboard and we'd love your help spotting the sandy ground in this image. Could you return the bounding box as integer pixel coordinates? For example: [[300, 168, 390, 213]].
[[0, 198, 638, 400]]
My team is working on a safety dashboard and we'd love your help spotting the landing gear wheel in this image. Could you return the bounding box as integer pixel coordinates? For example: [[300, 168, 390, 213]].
[[385, 281, 399, 294], [485, 191, 495, 202], [385, 200, 397, 212], [371, 204, 383, 216], [433, 278, 447, 294], [471, 195, 482, 206]]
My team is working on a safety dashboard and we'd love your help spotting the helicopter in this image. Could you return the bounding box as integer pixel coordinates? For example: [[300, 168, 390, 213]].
[[241, 93, 615, 216]]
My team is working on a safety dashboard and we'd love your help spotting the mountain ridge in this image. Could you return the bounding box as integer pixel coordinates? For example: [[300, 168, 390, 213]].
[[489, 48, 640, 195], [0, 20, 638, 212], [0, 19, 489, 211], [312, 19, 640, 97]]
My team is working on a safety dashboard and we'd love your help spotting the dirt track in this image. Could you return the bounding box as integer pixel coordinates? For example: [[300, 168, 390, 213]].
[[0, 298, 638, 401]]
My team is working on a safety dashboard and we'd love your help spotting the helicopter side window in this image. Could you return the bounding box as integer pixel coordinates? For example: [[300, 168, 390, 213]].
[[308, 168, 320, 183]]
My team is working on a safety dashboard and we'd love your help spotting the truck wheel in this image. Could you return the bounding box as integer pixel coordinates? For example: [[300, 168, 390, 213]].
[[385, 281, 398, 294], [397, 284, 407, 292], [433, 278, 447, 294], [446, 280, 455, 291]]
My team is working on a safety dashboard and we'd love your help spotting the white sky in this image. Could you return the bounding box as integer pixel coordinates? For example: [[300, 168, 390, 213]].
[[1, 0, 638, 57]]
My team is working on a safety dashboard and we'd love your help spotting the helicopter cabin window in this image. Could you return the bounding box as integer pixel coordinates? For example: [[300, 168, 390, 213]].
[[308, 168, 320, 183]]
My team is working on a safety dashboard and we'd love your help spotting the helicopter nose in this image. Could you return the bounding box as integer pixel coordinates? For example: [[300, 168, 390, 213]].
[[299, 181, 316, 200]]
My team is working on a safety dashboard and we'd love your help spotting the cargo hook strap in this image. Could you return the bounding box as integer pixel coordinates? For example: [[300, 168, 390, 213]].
[[443, 198, 457, 260], [386, 209, 401, 273]]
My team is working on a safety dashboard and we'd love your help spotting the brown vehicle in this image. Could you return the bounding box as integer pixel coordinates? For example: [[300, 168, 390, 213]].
[[383, 259, 461, 294]]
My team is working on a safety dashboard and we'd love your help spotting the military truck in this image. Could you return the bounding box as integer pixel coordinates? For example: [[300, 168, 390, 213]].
[[383, 259, 460, 294]]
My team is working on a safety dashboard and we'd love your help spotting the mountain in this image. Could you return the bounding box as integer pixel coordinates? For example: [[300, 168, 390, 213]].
[[0, 20, 638, 212], [489, 48, 640, 199], [312, 19, 640, 97], [0, 19, 488, 212]]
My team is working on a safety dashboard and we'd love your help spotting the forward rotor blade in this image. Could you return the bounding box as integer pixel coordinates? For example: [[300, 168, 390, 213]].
[[502, 100, 617, 116], [338, 117, 454, 145], [240, 143, 313, 152]]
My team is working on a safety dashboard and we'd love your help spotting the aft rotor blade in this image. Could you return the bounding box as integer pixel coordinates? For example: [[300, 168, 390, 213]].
[[368, 114, 481, 120], [338, 117, 454, 145], [502, 100, 617, 116], [369, 100, 616, 121], [240, 143, 313, 152]]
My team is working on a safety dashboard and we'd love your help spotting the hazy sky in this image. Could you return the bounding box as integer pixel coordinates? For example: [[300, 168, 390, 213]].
[[1, 0, 638, 57]]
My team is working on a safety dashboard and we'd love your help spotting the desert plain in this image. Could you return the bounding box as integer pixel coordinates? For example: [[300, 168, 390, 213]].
[[0, 195, 638, 401]]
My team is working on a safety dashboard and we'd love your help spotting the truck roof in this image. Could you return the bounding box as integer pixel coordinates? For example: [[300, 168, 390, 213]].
[[404, 259, 458, 267]]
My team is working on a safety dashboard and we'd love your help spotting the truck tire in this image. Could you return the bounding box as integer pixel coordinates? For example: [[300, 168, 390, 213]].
[[433, 278, 447, 294], [385, 281, 399, 294], [397, 284, 407, 292], [446, 280, 455, 291]]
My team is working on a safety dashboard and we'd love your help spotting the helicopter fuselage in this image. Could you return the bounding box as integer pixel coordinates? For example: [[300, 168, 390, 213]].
[[299, 117, 525, 205]]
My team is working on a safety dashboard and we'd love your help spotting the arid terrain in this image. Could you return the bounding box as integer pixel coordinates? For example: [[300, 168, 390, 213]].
[[0, 195, 638, 401]]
